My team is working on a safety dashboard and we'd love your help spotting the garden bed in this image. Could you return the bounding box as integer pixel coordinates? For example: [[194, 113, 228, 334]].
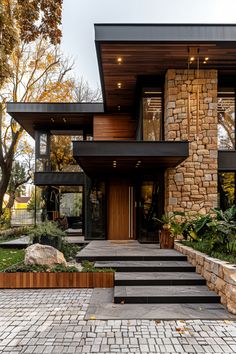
[[175, 241, 236, 314], [0, 271, 114, 289]]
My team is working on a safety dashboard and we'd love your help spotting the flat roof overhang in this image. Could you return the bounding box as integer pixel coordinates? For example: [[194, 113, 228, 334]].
[[7, 102, 104, 137], [73, 140, 189, 176], [34, 172, 85, 186], [95, 24, 236, 112]]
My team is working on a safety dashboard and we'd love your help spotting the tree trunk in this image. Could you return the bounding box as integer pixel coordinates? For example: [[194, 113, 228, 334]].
[[0, 168, 11, 216]]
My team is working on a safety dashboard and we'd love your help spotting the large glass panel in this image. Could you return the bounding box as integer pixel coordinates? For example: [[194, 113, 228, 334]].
[[218, 90, 235, 149], [85, 179, 106, 239], [143, 92, 162, 141], [138, 179, 161, 242], [218, 172, 235, 210], [50, 135, 82, 172]]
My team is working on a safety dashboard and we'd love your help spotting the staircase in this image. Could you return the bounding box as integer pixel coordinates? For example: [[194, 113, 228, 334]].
[[94, 253, 220, 304]]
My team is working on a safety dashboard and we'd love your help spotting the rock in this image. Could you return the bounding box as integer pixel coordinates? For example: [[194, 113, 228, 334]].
[[25, 243, 67, 267], [223, 265, 236, 285]]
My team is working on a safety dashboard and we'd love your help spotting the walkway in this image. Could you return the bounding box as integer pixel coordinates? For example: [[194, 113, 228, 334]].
[[0, 289, 236, 353]]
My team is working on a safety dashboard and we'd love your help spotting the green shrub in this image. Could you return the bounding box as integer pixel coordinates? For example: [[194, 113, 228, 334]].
[[81, 260, 115, 273], [60, 241, 80, 261], [5, 263, 79, 273], [0, 226, 31, 242], [29, 221, 65, 250], [50, 264, 79, 272]]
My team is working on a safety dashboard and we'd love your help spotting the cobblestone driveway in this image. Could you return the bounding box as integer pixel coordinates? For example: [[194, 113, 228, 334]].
[[0, 289, 236, 353]]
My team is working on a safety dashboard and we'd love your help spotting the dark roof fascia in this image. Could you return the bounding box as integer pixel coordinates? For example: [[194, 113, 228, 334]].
[[94, 23, 236, 42], [7, 102, 104, 114]]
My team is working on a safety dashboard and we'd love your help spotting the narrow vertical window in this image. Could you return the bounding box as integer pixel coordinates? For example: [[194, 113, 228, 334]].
[[218, 89, 235, 149], [143, 90, 162, 141]]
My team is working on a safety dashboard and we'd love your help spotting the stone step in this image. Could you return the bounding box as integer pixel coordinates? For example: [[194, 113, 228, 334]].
[[94, 260, 195, 272], [115, 272, 206, 286], [77, 254, 187, 262], [114, 285, 221, 304]]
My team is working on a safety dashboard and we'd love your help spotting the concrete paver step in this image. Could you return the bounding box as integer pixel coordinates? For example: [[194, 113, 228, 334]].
[[115, 272, 206, 285], [114, 285, 221, 304], [95, 260, 196, 272]]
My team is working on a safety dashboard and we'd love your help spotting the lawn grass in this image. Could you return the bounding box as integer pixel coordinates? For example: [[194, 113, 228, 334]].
[[0, 248, 25, 271]]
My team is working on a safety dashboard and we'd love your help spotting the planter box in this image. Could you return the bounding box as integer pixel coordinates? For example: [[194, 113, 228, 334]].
[[0, 272, 114, 289], [175, 241, 236, 315], [160, 229, 174, 249]]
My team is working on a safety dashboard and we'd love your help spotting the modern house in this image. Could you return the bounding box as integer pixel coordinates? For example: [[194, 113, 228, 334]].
[[7, 24, 236, 242]]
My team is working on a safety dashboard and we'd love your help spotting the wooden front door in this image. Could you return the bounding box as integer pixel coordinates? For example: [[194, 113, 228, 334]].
[[107, 180, 135, 240]]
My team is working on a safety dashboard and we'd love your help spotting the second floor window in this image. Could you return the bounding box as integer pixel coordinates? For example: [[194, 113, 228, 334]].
[[218, 89, 235, 150], [142, 90, 162, 141]]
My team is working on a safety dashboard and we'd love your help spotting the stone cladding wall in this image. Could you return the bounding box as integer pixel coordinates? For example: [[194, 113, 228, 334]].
[[175, 242, 236, 314], [164, 69, 218, 214]]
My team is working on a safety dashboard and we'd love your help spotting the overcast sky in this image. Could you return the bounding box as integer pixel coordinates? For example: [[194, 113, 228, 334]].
[[61, 0, 236, 89]]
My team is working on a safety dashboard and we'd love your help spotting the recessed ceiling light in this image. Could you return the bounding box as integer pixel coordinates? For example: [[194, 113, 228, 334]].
[[117, 82, 122, 89]]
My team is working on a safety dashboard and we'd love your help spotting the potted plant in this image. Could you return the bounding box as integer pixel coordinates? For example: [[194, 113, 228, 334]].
[[156, 212, 186, 249], [29, 221, 65, 250]]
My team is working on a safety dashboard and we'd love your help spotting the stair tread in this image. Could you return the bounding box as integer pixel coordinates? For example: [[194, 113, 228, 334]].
[[115, 272, 204, 281], [95, 261, 194, 268], [114, 285, 220, 298]]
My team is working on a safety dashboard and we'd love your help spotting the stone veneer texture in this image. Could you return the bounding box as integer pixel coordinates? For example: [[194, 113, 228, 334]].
[[164, 69, 218, 214]]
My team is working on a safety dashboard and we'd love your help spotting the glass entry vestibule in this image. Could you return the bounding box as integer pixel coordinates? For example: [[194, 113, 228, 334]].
[[87, 175, 164, 242]]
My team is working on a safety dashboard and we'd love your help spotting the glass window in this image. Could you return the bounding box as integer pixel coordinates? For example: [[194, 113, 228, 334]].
[[143, 91, 162, 141], [218, 172, 235, 210], [39, 134, 48, 155], [50, 135, 82, 172], [218, 90, 235, 149]]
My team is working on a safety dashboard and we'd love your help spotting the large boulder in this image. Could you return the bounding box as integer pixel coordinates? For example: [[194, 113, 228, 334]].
[[25, 243, 67, 267]]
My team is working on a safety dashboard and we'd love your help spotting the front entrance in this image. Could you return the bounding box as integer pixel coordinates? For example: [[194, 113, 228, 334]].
[[107, 176, 163, 242], [107, 179, 135, 240]]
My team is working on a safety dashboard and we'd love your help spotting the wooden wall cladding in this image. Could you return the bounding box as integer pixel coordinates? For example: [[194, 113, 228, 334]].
[[94, 115, 136, 140], [0, 272, 114, 288]]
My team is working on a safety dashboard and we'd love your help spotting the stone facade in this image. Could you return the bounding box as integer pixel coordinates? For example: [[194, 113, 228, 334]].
[[175, 242, 236, 314], [164, 69, 218, 214]]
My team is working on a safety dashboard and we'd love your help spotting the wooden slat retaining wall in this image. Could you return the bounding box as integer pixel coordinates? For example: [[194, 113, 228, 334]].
[[0, 272, 114, 289]]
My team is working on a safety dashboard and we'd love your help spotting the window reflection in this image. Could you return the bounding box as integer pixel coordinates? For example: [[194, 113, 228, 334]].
[[218, 90, 235, 149], [218, 172, 235, 210], [143, 93, 162, 141], [39, 134, 47, 155]]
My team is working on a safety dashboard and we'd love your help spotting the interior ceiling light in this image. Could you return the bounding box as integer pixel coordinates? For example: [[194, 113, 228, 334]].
[[117, 57, 122, 63], [117, 82, 122, 89]]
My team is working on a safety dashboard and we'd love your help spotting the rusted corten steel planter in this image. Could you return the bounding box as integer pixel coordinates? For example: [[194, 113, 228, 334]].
[[0, 272, 114, 289]]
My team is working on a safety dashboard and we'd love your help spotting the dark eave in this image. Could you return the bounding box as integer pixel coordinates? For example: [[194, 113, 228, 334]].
[[7, 102, 104, 138], [73, 140, 189, 176], [95, 24, 236, 113], [95, 24, 236, 42], [34, 172, 85, 186]]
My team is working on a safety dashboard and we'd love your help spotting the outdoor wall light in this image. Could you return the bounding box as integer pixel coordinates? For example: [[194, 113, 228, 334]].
[[51, 118, 55, 123], [117, 57, 123, 64], [117, 82, 122, 88], [63, 117, 67, 123]]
